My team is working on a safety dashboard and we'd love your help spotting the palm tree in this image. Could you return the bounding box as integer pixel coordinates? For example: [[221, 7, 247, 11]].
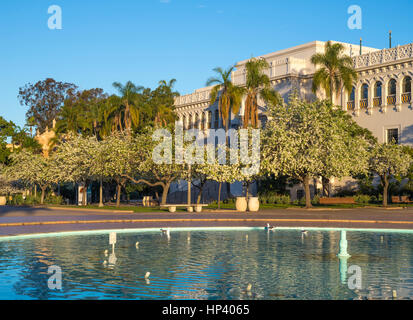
[[311, 41, 358, 197], [112, 81, 143, 133], [244, 58, 281, 128], [311, 41, 357, 103], [206, 66, 244, 132], [154, 79, 179, 127]]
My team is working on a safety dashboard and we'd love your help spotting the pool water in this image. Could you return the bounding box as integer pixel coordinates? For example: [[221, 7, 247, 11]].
[[0, 228, 413, 300]]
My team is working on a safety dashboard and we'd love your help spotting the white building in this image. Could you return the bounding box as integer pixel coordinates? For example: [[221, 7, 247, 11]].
[[172, 40, 413, 201]]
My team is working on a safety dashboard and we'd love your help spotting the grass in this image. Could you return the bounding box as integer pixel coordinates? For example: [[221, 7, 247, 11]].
[[34, 201, 413, 213], [46, 204, 165, 213]]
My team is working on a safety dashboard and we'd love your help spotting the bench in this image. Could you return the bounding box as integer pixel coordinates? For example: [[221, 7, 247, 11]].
[[142, 196, 159, 207], [392, 196, 413, 204], [319, 197, 356, 205], [160, 204, 209, 213]]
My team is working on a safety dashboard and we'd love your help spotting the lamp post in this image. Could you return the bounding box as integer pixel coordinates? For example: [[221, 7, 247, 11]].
[[187, 164, 193, 212]]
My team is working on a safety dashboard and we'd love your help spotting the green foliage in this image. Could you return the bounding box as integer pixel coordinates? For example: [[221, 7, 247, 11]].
[[259, 192, 291, 205], [311, 195, 321, 205], [45, 194, 63, 205], [18, 78, 78, 132], [354, 194, 372, 204], [56, 79, 178, 138], [311, 41, 357, 100]]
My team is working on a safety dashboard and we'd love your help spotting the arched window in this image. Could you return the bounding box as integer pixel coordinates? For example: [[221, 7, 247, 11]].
[[388, 79, 397, 96], [374, 82, 382, 97], [200, 113, 205, 130], [188, 115, 193, 129], [208, 111, 212, 129], [373, 82, 382, 107], [214, 110, 219, 129], [347, 87, 355, 111], [403, 76, 411, 93], [359, 84, 369, 109], [402, 76, 412, 103], [195, 113, 199, 129], [183, 115, 187, 130], [388, 79, 397, 105], [349, 87, 355, 101], [361, 84, 368, 100]]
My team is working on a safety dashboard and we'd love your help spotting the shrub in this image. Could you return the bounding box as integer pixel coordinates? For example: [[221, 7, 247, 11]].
[[354, 194, 371, 204], [311, 195, 320, 205], [45, 194, 63, 205], [7, 194, 24, 205], [258, 192, 290, 205], [24, 195, 41, 205]]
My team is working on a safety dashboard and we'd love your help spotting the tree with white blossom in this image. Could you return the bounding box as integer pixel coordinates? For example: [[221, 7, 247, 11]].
[[369, 142, 412, 207], [261, 97, 370, 208], [122, 129, 186, 205], [53, 133, 97, 205], [5, 151, 57, 204]]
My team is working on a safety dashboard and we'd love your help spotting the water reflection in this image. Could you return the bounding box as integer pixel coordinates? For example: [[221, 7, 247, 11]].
[[0, 229, 413, 300]]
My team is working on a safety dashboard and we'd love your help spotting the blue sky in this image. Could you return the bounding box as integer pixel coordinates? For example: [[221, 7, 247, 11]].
[[1, 0, 412, 127]]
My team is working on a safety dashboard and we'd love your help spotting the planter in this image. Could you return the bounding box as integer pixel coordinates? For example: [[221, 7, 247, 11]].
[[0, 196, 6, 206], [194, 205, 203, 213], [187, 206, 194, 213], [235, 197, 248, 212], [248, 197, 260, 212]]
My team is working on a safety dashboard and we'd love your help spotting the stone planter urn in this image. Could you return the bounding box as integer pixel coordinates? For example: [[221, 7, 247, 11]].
[[194, 205, 203, 213], [187, 206, 194, 213], [248, 197, 260, 212], [0, 196, 6, 206], [235, 197, 248, 212]]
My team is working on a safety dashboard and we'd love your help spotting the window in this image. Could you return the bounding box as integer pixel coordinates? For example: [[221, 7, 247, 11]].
[[214, 110, 219, 129], [349, 87, 355, 101], [387, 128, 399, 144], [403, 76, 411, 93], [361, 84, 368, 100], [374, 82, 382, 97], [188, 115, 192, 129], [182, 115, 187, 130], [388, 79, 397, 96], [200, 113, 205, 130], [208, 111, 212, 129], [195, 113, 199, 129]]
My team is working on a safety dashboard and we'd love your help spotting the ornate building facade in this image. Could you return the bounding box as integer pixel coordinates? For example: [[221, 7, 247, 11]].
[[172, 40, 413, 200]]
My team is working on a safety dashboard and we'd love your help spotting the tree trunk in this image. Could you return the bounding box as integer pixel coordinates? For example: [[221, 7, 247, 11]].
[[303, 175, 312, 208], [196, 191, 203, 205], [40, 186, 46, 205], [82, 184, 87, 206], [330, 76, 334, 103], [99, 177, 104, 207], [161, 182, 171, 205], [225, 125, 233, 200], [383, 175, 389, 207], [116, 183, 121, 207], [322, 177, 330, 197], [218, 182, 222, 210], [245, 181, 249, 199], [34, 184, 37, 198]]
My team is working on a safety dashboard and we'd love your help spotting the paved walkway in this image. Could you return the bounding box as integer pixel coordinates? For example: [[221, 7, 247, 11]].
[[1, 206, 413, 237]]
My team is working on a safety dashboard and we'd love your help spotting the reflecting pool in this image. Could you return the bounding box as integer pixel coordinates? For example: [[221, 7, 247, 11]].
[[0, 228, 413, 300]]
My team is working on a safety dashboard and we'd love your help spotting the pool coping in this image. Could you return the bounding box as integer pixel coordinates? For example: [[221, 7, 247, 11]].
[[2, 225, 413, 242]]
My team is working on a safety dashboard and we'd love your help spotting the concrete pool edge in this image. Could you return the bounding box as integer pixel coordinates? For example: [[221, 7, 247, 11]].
[[2, 225, 413, 242]]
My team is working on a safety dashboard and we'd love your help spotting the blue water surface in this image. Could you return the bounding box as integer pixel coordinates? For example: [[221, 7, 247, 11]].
[[0, 228, 413, 300]]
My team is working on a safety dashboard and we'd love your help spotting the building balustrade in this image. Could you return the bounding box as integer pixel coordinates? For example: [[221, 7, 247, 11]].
[[373, 97, 382, 107], [387, 95, 396, 105], [360, 99, 368, 109], [347, 101, 355, 111], [402, 92, 411, 103]]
